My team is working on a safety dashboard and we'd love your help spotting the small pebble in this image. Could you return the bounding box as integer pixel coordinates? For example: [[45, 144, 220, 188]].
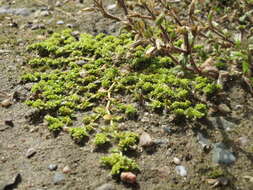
[[55, 1, 62, 7], [95, 183, 115, 190], [236, 136, 249, 146], [212, 143, 236, 165], [66, 23, 74, 28], [53, 173, 65, 184], [153, 139, 168, 145], [1, 98, 12, 107], [40, 10, 50, 16], [26, 148, 36, 158], [71, 31, 80, 37], [48, 164, 58, 171], [218, 104, 231, 113], [79, 70, 87, 78], [56, 20, 64, 25], [120, 172, 136, 184], [173, 157, 181, 165], [76, 60, 86, 66], [139, 132, 153, 147], [234, 104, 243, 110], [62, 165, 71, 173], [175, 165, 187, 177], [163, 127, 172, 134], [107, 4, 117, 10]]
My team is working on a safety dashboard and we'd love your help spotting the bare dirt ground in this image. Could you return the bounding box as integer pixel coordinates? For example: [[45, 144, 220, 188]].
[[0, 0, 253, 190]]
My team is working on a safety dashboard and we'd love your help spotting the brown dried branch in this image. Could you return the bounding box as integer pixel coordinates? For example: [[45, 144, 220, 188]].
[[93, 0, 122, 21]]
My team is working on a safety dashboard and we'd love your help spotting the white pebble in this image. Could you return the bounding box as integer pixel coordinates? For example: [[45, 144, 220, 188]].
[[175, 165, 187, 177], [173, 157, 181, 165]]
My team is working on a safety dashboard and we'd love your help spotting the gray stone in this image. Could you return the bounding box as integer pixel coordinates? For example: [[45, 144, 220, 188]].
[[107, 4, 117, 10], [95, 183, 115, 190], [139, 132, 153, 147], [212, 143, 236, 165], [153, 139, 168, 145], [208, 117, 236, 131], [218, 104, 231, 113], [175, 165, 187, 177], [197, 132, 211, 149], [53, 173, 65, 184], [26, 148, 36, 158], [48, 164, 58, 171], [163, 126, 172, 134], [76, 60, 86, 66], [71, 31, 80, 37], [0, 7, 32, 16], [173, 157, 181, 165], [56, 20, 64, 25], [40, 10, 50, 16]]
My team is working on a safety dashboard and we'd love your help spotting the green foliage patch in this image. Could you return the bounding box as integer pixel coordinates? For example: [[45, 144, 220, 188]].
[[23, 29, 221, 176], [100, 153, 139, 175]]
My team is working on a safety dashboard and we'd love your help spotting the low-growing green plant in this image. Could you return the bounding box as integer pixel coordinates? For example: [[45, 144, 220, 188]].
[[118, 104, 138, 118], [94, 133, 110, 146], [23, 28, 229, 179], [45, 115, 64, 132], [69, 127, 88, 143], [115, 132, 139, 151], [100, 153, 139, 175]]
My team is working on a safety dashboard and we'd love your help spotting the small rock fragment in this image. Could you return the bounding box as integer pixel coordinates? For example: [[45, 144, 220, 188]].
[[31, 24, 45, 30], [153, 139, 168, 145], [1, 98, 12, 107], [56, 20, 64, 25], [53, 173, 65, 184], [218, 177, 229, 186], [55, 1, 62, 7], [173, 157, 181, 165], [163, 126, 172, 134], [26, 148, 36, 158], [234, 104, 243, 110], [66, 23, 74, 28], [207, 177, 229, 188], [236, 136, 249, 146], [48, 164, 58, 171], [40, 10, 50, 16], [139, 132, 153, 147], [212, 143, 236, 165], [107, 4, 117, 10], [79, 70, 87, 78], [218, 104, 231, 113], [62, 165, 71, 173], [197, 132, 212, 151], [95, 183, 115, 190], [175, 165, 187, 177], [120, 172, 136, 184], [71, 31, 80, 37], [76, 60, 86, 66]]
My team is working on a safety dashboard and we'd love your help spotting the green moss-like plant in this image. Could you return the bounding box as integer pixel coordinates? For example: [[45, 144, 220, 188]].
[[69, 127, 88, 143], [100, 153, 139, 175], [115, 132, 139, 151], [94, 133, 110, 146], [45, 115, 64, 132]]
